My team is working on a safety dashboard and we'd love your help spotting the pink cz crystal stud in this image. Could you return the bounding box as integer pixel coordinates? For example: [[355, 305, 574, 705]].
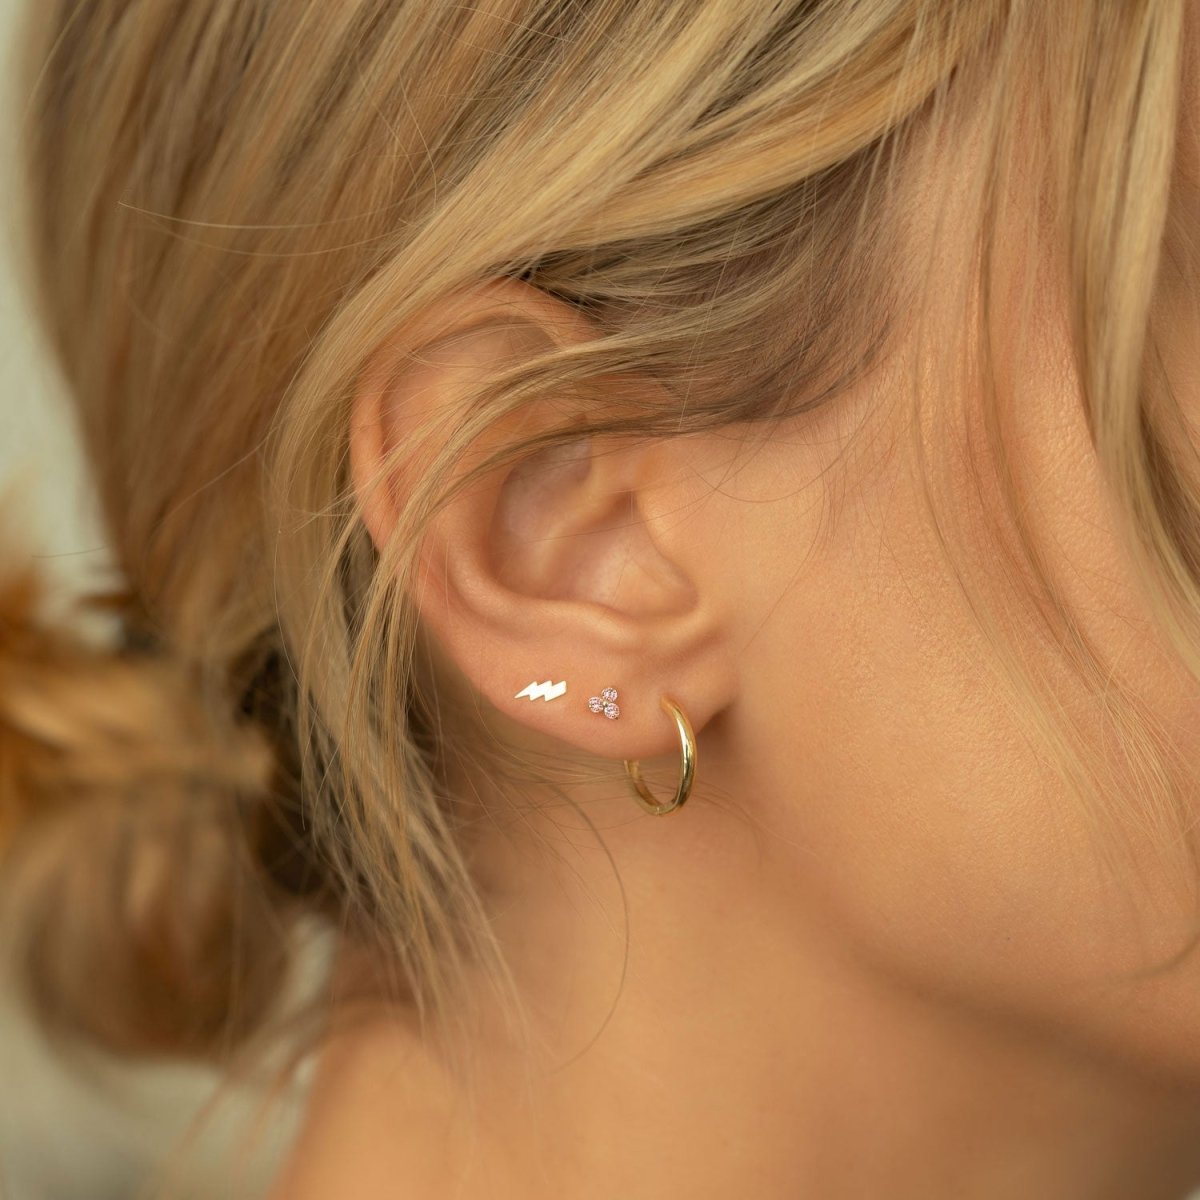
[[588, 686, 620, 720]]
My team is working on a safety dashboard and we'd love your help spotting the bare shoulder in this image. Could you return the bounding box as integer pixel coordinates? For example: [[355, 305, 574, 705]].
[[263, 1015, 469, 1200]]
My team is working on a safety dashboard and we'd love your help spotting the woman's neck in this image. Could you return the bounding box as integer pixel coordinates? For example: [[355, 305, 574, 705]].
[[270, 782, 1200, 1200]]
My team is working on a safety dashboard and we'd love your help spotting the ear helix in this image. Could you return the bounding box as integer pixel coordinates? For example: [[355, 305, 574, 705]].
[[513, 678, 696, 815]]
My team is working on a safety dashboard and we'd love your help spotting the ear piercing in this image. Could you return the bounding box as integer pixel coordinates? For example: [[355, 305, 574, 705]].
[[512, 680, 620, 718], [624, 695, 695, 816], [512, 678, 696, 815], [588, 686, 620, 719], [513, 679, 567, 702]]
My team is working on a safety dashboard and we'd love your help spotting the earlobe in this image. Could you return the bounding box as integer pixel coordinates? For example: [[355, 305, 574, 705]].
[[348, 277, 738, 769]]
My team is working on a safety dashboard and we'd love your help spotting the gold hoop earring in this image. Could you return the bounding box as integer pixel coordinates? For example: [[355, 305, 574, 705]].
[[622, 694, 696, 816]]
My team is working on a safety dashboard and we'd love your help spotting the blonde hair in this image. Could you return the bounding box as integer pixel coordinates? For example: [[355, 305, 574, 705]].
[[5, 0, 1198, 1084]]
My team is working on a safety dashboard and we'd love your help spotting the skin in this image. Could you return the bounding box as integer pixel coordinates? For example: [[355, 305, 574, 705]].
[[268, 15, 1200, 1200]]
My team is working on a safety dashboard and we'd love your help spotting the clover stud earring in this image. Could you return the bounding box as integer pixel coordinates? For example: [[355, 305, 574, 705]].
[[588, 686, 620, 719]]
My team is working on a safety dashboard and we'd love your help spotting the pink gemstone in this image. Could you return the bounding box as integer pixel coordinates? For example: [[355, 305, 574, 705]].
[[603, 702, 620, 719], [601, 687, 618, 702], [588, 696, 603, 712]]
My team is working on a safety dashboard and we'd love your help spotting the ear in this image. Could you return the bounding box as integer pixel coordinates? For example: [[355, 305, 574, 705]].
[[348, 276, 738, 768]]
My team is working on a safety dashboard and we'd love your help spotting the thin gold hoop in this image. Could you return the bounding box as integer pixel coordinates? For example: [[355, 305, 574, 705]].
[[622, 694, 696, 816]]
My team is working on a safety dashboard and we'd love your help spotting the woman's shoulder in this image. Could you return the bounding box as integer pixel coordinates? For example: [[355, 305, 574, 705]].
[[263, 1016, 467, 1200]]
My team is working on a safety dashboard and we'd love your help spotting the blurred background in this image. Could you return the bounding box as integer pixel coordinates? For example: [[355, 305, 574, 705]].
[[0, 1, 308, 1195]]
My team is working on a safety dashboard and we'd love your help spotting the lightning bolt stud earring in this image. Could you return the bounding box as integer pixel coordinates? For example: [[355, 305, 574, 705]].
[[514, 679, 567, 702]]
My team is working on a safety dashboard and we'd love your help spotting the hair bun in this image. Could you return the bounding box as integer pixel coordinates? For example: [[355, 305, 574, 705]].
[[0, 527, 293, 1057]]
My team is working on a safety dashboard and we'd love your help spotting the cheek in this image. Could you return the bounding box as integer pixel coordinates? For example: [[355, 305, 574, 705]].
[[725, 373, 1200, 1079]]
